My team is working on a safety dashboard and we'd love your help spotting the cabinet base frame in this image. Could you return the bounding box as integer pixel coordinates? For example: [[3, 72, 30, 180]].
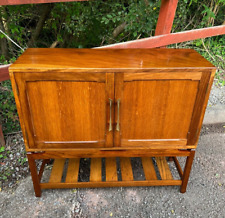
[[27, 150, 195, 197]]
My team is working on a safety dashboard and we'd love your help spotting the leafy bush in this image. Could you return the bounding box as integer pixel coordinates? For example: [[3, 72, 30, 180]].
[[0, 80, 20, 134]]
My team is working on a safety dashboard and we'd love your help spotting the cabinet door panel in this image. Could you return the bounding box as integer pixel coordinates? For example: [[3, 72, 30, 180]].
[[115, 72, 200, 148], [15, 72, 114, 149]]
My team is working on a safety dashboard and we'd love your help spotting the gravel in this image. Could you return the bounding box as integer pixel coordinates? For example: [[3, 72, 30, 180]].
[[0, 133, 29, 190], [208, 83, 225, 106]]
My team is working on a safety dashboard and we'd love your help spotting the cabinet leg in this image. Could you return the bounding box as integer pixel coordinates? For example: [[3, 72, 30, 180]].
[[27, 154, 42, 197], [180, 150, 195, 193]]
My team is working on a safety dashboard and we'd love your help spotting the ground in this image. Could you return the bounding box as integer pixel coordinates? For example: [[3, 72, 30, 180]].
[[0, 83, 224, 218]]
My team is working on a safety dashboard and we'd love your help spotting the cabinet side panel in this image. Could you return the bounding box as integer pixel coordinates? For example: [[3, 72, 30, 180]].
[[9, 72, 30, 150], [26, 81, 106, 146], [187, 70, 215, 145]]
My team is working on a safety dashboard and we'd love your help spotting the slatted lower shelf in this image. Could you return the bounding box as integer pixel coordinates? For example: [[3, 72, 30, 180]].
[[40, 157, 183, 189]]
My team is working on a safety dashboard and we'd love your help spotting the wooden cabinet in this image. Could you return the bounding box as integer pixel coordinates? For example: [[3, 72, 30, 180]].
[[9, 48, 216, 197]]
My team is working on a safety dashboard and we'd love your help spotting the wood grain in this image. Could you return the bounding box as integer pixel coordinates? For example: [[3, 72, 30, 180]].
[[27, 81, 105, 142], [17, 71, 106, 82], [105, 158, 118, 182], [124, 72, 202, 81], [9, 48, 215, 72], [180, 150, 195, 193], [41, 180, 182, 189], [90, 158, 102, 182], [27, 149, 192, 159], [65, 158, 80, 183], [14, 72, 114, 149], [155, 157, 173, 180], [121, 139, 187, 147], [188, 71, 215, 145], [120, 157, 133, 181], [141, 157, 157, 180], [120, 79, 199, 146], [114, 73, 124, 147], [105, 73, 115, 147], [27, 154, 41, 197], [9, 72, 30, 151], [49, 159, 65, 183]]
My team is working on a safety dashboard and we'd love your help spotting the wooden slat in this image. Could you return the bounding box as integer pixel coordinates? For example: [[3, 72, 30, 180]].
[[120, 157, 133, 181], [155, 0, 178, 36], [141, 157, 157, 180], [90, 158, 102, 182], [49, 159, 65, 183], [65, 158, 80, 183], [98, 25, 225, 49], [105, 158, 118, 182], [41, 179, 182, 189], [155, 157, 173, 180], [0, 64, 10, 82]]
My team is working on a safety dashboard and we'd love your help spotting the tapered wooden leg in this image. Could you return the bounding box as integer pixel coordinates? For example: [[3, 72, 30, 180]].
[[27, 154, 42, 197], [180, 150, 195, 193]]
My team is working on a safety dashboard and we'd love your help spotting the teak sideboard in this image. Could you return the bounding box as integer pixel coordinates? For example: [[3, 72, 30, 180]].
[[9, 48, 216, 197]]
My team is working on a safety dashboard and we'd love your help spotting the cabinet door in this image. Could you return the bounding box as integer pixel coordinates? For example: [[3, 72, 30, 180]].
[[114, 72, 208, 149], [15, 72, 114, 149]]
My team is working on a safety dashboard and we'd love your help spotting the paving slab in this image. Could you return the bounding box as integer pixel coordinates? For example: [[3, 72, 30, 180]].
[[204, 84, 225, 124]]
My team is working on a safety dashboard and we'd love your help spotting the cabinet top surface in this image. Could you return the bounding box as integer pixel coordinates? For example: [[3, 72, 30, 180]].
[[10, 48, 216, 71]]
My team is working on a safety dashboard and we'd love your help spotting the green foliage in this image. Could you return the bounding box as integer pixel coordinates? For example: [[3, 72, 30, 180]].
[[0, 81, 20, 134], [18, 157, 28, 165], [200, 36, 225, 86], [0, 146, 5, 158], [201, 4, 215, 22]]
